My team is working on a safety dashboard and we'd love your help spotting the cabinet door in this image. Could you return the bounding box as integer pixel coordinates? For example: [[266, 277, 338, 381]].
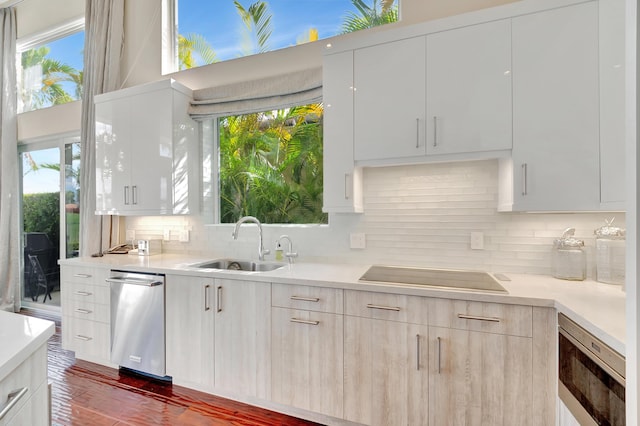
[[95, 97, 130, 214], [511, 2, 599, 211], [322, 50, 363, 213], [271, 307, 343, 418], [165, 275, 214, 390], [344, 316, 428, 426], [429, 327, 533, 426], [354, 36, 426, 161], [214, 279, 270, 399], [426, 19, 511, 155], [128, 89, 174, 214]]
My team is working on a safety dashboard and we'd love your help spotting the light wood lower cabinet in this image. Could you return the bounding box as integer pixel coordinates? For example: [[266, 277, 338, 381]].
[[428, 327, 533, 426], [344, 316, 428, 426], [271, 307, 344, 419], [165, 275, 215, 391]]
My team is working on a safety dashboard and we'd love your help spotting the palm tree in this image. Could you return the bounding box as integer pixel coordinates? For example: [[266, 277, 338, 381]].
[[234, 0, 273, 56], [20, 46, 80, 112], [341, 0, 398, 34], [178, 33, 217, 70]]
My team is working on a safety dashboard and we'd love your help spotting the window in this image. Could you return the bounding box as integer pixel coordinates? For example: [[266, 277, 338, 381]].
[[17, 18, 84, 113], [168, 0, 399, 70], [209, 103, 326, 224]]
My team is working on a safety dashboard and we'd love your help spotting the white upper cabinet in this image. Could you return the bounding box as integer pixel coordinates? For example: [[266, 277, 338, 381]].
[[425, 19, 512, 155], [95, 79, 199, 216], [508, 1, 600, 212], [322, 51, 363, 213], [353, 36, 427, 162]]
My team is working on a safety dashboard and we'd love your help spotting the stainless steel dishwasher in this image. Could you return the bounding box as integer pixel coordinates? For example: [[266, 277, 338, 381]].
[[107, 270, 167, 379]]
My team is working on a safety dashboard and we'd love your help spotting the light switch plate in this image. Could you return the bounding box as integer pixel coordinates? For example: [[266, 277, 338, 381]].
[[350, 233, 366, 249], [163, 230, 171, 241], [126, 229, 135, 241], [470, 232, 484, 250], [179, 230, 190, 242]]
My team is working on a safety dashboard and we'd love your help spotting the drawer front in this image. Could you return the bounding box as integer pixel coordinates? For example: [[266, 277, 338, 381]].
[[61, 265, 110, 287], [64, 282, 109, 305], [4, 381, 48, 426], [0, 346, 47, 426], [64, 299, 109, 323], [344, 290, 430, 324], [429, 299, 533, 337], [62, 316, 110, 360], [272, 283, 344, 314]]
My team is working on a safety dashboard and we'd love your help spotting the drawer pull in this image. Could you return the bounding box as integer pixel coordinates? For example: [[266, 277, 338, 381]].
[[290, 296, 320, 303], [416, 334, 421, 371], [457, 313, 501, 323], [290, 318, 320, 326], [437, 337, 442, 374], [204, 284, 211, 311], [74, 335, 93, 341], [74, 291, 92, 297], [366, 304, 401, 312], [73, 273, 92, 278], [0, 387, 28, 420], [74, 308, 92, 314]]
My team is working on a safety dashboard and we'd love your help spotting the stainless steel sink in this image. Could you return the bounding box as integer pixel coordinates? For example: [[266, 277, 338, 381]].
[[190, 258, 286, 272], [359, 265, 508, 293]]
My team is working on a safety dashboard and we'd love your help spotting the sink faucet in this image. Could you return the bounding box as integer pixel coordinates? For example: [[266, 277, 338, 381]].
[[278, 235, 298, 265], [232, 216, 270, 261]]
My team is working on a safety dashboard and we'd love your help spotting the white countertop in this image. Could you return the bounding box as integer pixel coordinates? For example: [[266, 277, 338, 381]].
[[0, 311, 55, 382], [60, 253, 627, 355]]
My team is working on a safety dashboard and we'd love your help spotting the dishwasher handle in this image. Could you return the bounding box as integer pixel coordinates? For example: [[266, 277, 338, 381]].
[[105, 277, 164, 287]]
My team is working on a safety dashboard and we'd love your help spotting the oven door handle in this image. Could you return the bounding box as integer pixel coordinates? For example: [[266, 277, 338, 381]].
[[559, 327, 626, 387]]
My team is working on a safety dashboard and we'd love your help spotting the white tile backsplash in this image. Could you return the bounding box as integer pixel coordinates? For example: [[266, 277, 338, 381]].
[[124, 159, 624, 277]]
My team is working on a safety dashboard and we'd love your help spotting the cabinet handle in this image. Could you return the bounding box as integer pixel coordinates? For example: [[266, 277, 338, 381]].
[[132, 185, 138, 205], [73, 273, 92, 278], [74, 335, 92, 341], [457, 313, 501, 323], [290, 295, 320, 302], [521, 163, 528, 196], [0, 387, 28, 420], [124, 185, 130, 205], [74, 291, 92, 296], [433, 116, 438, 147], [366, 304, 401, 312], [416, 334, 421, 371], [416, 118, 420, 148], [74, 308, 92, 314], [290, 318, 320, 326], [216, 286, 223, 312], [437, 336, 442, 374], [344, 173, 350, 200], [204, 284, 210, 311]]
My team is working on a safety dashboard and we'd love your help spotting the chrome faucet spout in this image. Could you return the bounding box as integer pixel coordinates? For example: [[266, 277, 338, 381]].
[[278, 234, 298, 265], [232, 216, 270, 261]]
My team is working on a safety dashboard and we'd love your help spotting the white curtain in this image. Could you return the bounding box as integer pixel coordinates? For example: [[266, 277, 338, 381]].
[[189, 67, 323, 119], [79, 0, 124, 257], [0, 8, 18, 312]]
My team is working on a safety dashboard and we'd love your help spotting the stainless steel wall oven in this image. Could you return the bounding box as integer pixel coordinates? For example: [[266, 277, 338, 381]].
[[558, 314, 625, 425]]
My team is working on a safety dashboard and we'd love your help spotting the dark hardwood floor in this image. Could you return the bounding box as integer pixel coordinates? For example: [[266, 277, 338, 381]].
[[20, 309, 322, 426]]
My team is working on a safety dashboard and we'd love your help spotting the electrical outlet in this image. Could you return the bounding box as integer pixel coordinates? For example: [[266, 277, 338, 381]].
[[163, 229, 171, 241], [179, 230, 190, 242], [126, 229, 135, 241], [470, 232, 484, 250], [350, 233, 366, 249]]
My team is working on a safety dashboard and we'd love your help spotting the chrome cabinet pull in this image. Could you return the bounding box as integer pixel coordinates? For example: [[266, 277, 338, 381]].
[[521, 163, 528, 196], [73, 273, 92, 278], [433, 116, 438, 147], [0, 387, 28, 420], [366, 304, 401, 312], [74, 335, 92, 341], [216, 286, 223, 312], [132, 185, 138, 205], [457, 313, 501, 323], [416, 118, 420, 148], [74, 291, 92, 296], [290, 318, 320, 326], [74, 308, 92, 314], [416, 334, 421, 371], [290, 296, 320, 303], [344, 173, 350, 200], [204, 284, 210, 311], [124, 185, 130, 205], [437, 337, 442, 374]]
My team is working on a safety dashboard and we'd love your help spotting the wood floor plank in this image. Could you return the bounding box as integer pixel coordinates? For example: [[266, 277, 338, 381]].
[[20, 310, 321, 426]]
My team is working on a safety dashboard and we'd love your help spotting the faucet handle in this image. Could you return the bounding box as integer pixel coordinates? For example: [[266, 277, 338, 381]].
[[284, 251, 298, 264]]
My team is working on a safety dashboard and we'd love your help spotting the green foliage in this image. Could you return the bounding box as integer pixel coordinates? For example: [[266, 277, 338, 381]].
[[219, 104, 327, 224], [23, 192, 60, 248], [179, 33, 218, 70], [341, 0, 398, 34], [234, 0, 273, 56]]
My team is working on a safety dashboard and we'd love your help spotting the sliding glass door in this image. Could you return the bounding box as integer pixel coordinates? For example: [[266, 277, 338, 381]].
[[19, 135, 80, 311]]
